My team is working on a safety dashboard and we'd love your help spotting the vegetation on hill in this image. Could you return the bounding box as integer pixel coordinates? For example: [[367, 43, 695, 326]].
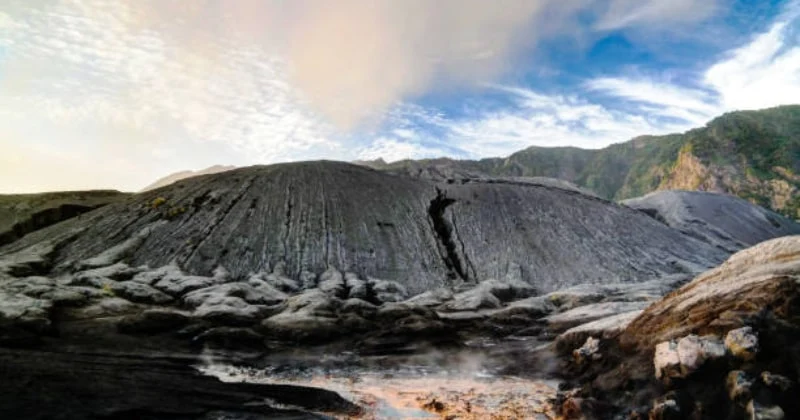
[[369, 105, 800, 219]]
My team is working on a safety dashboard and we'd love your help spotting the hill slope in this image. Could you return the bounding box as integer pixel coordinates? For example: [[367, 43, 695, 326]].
[[622, 190, 800, 253], [0, 190, 128, 246], [1, 161, 727, 295], [368, 105, 800, 218]]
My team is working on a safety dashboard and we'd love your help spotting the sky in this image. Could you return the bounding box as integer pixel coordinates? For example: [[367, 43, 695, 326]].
[[1, 0, 799, 193]]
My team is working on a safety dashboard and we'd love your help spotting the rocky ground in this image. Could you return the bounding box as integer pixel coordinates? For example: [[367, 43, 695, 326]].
[[551, 235, 800, 419], [1, 162, 798, 419]]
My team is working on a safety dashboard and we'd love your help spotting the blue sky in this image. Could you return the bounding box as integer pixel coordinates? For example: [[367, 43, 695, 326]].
[[1, 0, 799, 192]]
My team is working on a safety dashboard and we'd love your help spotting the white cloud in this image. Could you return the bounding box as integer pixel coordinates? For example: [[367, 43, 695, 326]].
[[595, 0, 719, 31], [356, 137, 450, 162], [439, 88, 691, 156], [705, 5, 800, 110], [586, 78, 718, 125]]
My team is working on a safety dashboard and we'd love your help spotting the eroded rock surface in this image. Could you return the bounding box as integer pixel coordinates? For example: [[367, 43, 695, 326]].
[[623, 190, 800, 253]]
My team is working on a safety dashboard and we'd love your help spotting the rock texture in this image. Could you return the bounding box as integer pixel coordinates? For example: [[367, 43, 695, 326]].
[[623, 190, 800, 252], [1, 161, 727, 295], [554, 235, 800, 419], [0, 190, 127, 246]]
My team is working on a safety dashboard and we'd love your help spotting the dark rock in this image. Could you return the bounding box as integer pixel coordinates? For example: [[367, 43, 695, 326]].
[[193, 326, 265, 349], [117, 309, 191, 334], [0, 348, 360, 419], [110, 281, 174, 304], [623, 190, 800, 253], [1, 161, 727, 296]]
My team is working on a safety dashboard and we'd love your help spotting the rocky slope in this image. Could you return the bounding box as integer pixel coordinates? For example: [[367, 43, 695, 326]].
[[1, 161, 727, 295], [0, 190, 128, 246], [623, 190, 800, 253], [1, 161, 798, 418], [366, 105, 800, 219], [553, 235, 800, 419]]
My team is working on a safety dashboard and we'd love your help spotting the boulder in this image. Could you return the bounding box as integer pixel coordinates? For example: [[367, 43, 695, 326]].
[[183, 283, 286, 308], [726, 370, 753, 405], [545, 301, 649, 333], [573, 337, 601, 365], [69, 297, 138, 319], [725, 326, 759, 361], [440, 285, 502, 312], [0, 291, 52, 332], [193, 296, 266, 325], [405, 288, 454, 307], [318, 267, 346, 298], [263, 273, 300, 293], [654, 335, 725, 381], [760, 372, 793, 393], [110, 281, 174, 304], [153, 273, 216, 296], [556, 310, 642, 355], [74, 263, 140, 282], [344, 272, 368, 300], [368, 277, 408, 303], [117, 309, 191, 334], [623, 236, 800, 349], [747, 401, 785, 420]]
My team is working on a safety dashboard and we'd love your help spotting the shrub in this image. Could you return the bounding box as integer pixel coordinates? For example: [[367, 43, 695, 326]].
[[152, 197, 167, 209]]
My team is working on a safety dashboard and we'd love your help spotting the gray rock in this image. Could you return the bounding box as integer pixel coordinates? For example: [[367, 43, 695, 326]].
[[345, 272, 368, 300], [0, 291, 52, 332], [573, 337, 601, 365], [441, 286, 502, 312], [193, 296, 266, 325], [556, 310, 643, 355], [110, 281, 174, 304], [478, 277, 537, 302], [261, 290, 342, 342], [153, 272, 216, 296], [746, 401, 785, 420], [41, 287, 90, 306], [623, 190, 800, 253], [318, 267, 346, 298], [69, 297, 138, 319], [117, 309, 191, 334], [299, 270, 317, 289], [0, 161, 727, 296], [341, 298, 378, 316], [544, 301, 649, 333], [725, 326, 759, 361], [405, 288, 454, 307], [654, 335, 725, 381], [75, 263, 140, 282], [2, 276, 55, 297], [183, 282, 286, 307], [263, 273, 300, 293], [368, 277, 408, 303]]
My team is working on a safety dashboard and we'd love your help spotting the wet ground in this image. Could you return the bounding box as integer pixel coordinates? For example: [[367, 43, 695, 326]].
[[197, 337, 559, 419]]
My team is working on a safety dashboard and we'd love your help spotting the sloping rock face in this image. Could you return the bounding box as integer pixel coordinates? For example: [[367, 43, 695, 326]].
[[0, 161, 727, 296], [622, 235, 800, 349], [623, 190, 800, 253], [554, 236, 800, 419], [0, 190, 127, 246]]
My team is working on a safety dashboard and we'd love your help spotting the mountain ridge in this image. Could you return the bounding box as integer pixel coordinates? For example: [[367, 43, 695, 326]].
[[362, 105, 800, 219]]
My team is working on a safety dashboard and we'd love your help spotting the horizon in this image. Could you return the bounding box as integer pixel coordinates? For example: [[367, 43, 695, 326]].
[[2, 0, 800, 193]]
